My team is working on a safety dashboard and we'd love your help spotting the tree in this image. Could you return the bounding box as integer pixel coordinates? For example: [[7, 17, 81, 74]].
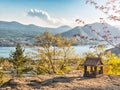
[[75, 0, 120, 49], [0, 57, 4, 85], [35, 32, 76, 74], [57, 37, 75, 72], [35, 32, 56, 74], [9, 43, 32, 77], [85, 0, 120, 21], [104, 51, 120, 75]]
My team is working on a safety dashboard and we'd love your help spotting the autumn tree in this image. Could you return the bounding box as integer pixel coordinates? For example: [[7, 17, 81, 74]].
[[34, 32, 76, 74], [86, 0, 120, 21], [57, 36, 76, 72], [104, 51, 120, 75], [75, 0, 120, 49], [35, 32, 56, 74]]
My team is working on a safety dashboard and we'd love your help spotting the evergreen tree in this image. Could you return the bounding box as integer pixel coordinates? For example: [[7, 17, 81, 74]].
[[9, 43, 32, 77]]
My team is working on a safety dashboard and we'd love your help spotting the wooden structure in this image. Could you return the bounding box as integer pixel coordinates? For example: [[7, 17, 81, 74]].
[[83, 57, 104, 78]]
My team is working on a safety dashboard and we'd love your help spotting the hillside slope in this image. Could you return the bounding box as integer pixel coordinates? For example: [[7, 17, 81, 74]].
[[0, 21, 120, 46], [1, 70, 120, 90], [0, 21, 71, 46], [61, 23, 120, 45], [0, 21, 71, 38], [106, 43, 120, 55]]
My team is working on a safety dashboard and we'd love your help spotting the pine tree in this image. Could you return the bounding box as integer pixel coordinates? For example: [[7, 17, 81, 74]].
[[9, 43, 32, 77]]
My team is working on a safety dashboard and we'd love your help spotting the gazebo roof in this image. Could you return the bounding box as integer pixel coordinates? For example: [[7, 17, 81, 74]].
[[83, 57, 103, 66]]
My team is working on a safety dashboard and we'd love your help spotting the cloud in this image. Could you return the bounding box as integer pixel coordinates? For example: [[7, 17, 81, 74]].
[[27, 9, 68, 26]]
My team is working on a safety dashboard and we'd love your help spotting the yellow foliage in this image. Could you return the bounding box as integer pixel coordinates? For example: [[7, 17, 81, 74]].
[[104, 51, 120, 75], [35, 32, 77, 74]]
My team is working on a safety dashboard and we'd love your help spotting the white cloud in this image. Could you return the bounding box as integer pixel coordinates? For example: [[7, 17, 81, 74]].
[[27, 9, 70, 27], [27, 9, 66, 25]]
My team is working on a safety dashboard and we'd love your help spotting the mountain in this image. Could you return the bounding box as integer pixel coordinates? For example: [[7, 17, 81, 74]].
[[61, 23, 120, 45], [86, 23, 120, 37], [61, 26, 88, 38], [0, 21, 71, 46], [0, 21, 71, 38], [106, 43, 120, 55], [0, 21, 120, 46], [51, 25, 71, 34], [0, 21, 53, 38]]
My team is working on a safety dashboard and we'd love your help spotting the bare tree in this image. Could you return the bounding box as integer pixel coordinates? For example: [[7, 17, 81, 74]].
[[75, 0, 120, 49]]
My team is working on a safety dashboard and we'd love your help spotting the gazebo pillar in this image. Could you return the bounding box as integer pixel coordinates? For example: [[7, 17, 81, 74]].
[[84, 66, 87, 76], [84, 66, 87, 72], [94, 66, 97, 75], [100, 66, 103, 74], [90, 66, 93, 72]]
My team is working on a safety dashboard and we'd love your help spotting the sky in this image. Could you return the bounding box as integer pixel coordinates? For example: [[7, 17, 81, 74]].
[[0, 0, 119, 27]]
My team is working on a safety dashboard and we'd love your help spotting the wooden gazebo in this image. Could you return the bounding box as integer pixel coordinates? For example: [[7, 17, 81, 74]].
[[83, 57, 104, 78]]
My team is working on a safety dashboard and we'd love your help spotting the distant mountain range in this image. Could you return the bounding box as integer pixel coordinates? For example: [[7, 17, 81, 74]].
[[0, 21, 71, 38], [106, 43, 120, 55], [0, 21, 120, 46], [61, 23, 120, 45]]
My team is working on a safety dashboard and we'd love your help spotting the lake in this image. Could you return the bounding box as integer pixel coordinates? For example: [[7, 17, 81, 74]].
[[0, 45, 113, 58]]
